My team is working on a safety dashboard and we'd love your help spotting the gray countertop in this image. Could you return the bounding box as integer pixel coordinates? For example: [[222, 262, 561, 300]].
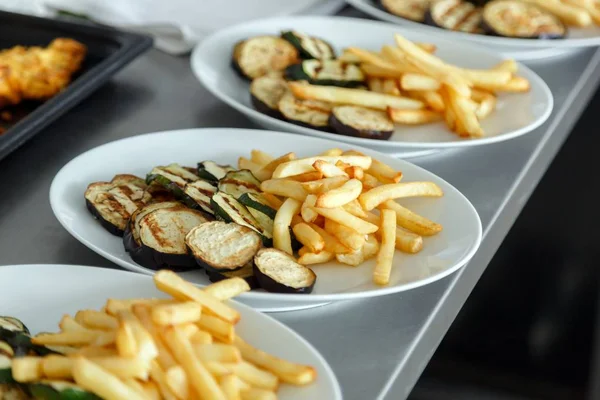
[[1, 14, 600, 400]]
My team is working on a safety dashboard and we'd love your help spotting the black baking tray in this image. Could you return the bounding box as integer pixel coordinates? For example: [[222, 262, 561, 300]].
[[0, 11, 153, 161]]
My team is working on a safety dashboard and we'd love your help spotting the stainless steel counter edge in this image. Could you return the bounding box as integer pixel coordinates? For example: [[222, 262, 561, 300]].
[[378, 48, 600, 399]]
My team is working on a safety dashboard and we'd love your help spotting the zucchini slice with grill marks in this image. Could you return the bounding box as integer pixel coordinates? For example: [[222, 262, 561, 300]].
[[250, 75, 288, 119], [281, 31, 335, 60], [146, 163, 199, 198], [0, 340, 14, 384], [197, 161, 236, 182], [211, 192, 272, 245], [238, 193, 277, 219], [204, 262, 259, 289], [482, 0, 566, 39], [218, 170, 262, 199], [182, 180, 217, 215], [186, 221, 262, 273], [278, 91, 332, 132], [285, 60, 364, 88], [330, 105, 394, 141], [253, 248, 316, 294], [232, 36, 299, 80], [29, 380, 102, 400], [380, 0, 432, 21], [425, 0, 483, 33]]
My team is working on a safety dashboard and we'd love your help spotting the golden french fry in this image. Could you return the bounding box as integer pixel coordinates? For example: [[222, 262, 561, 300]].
[[260, 179, 308, 201], [33, 331, 111, 347], [407, 90, 445, 112], [292, 223, 325, 253], [197, 315, 234, 344], [203, 278, 251, 302], [315, 179, 362, 208], [12, 357, 42, 382], [367, 77, 383, 93], [474, 92, 497, 120], [90, 356, 150, 380], [309, 223, 351, 254], [363, 235, 380, 260], [338, 48, 363, 63], [194, 344, 241, 363], [141, 381, 161, 400], [59, 315, 87, 332], [163, 326, 226, 400], [288, 82, 423, 112], [482, 75, 531, 93], [446, 84, 484, 138], [297, 246, 310, 257], [261, 193, 283, 210], [373, 210, 397, 285], [346, 166, 364, 180], [359, 182, 443, 211], [416, 42, 436, 53], [361, 63, 404, 79], [166, 365, 189, 400], [42, 355, 73, 379], [493, 59, 518, 73], [273, 198, 302, 255], [150, 361, 178, 400], [347, 47, 398, 70], [123, 378, 151, 400], [298, 251, 334, 265], [324, 219, 365, 251], [238, 157, 271, 182], [74, 346, 118, 358], [117, 310, 158, 362], [233, 335, 316, 385], [319, 148, 344, 156], [240, 388, 277, 400], [301, 176, 349, 194], [342, 199, 368, 218], [394, 227, 424, 254], [272, 155, 371, 179], [73, 357, 147, 400], [250, 150, 274, 166], [229, 361, 278, 390], [181, 323, 200, 338], [152, 301, 202, 326], [344, 150, 402, 184], [114, 317, 136, 357], [220, 374, 242, 400], [400, 73, 441, 91], [132, 304, 177, 370], [154, 270, 240, 324], [336, 248, 365, 266], [313, 207, 378, 234], [312, 160, 348, 178], [259, 152, 296, 174], [361, 173, 380, 190], [190, 330, 213, 345], [380, 45, 421, 74], [301, 194, 319, 223], [387, 108, 442, 125], [75, 310, 118, 331], [104, 298, 173, 316], [380, 200, 442, 236], [285, 171, 323, 182], [382, 78, 401, 96]]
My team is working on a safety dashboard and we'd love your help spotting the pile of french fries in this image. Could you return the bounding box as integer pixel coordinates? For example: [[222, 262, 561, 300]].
[[239, 147, 444, 286], [289, 33, 532, 139], [11, 272, 316, 400], [520, 0, 600, 27]]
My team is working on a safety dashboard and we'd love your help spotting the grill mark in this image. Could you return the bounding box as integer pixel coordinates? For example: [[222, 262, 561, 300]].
[[457, 7, 481, 32], [142, 214, 168, 247], [222, 197, 256, 227], [220, 179, 260, 191]]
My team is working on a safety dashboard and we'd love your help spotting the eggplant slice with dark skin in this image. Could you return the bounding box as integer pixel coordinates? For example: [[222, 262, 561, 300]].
[[280, 31, 335, 60], [250, 74, 289, 119], [277, 91, 332, 132], [425, 0, 484, 33], [285, 60, 365, 88], [232, 36, 299, 80], [186, 221, 262, 273], [482, 0, 566, 39], [380, 0, 432, 22], [329, 105, 394, 141], [253, 248, 316, 294]]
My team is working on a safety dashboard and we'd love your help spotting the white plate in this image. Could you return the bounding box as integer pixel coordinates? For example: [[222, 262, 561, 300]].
[[346, 0, 600, 54], [50, 128, 482, 312], [0, 264, 342, 400], [191, 16, 553, 153]]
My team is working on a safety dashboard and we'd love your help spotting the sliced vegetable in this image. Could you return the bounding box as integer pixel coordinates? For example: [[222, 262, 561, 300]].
[[277, 91, 332, 132], [281, 30, 335, 60], [238, 193, 277, 219], [330, 106, 394, 141], [253, 248, 316, 294], [197, 161, 236, 182], [232, 36, 299, 80], [0, 318, 28, 335], [0, 341, 13, 384], [482, 0, 566, 39], [186, 221, 262, 272], [425, 0, 483, 33], [285, 60, 364, 88], [380, 0, 432, 22], [182, 180, 217, 215], [146, 164, 199, 198], [218, 170, 262, 199], [211, 192, 272, 246], [29, 380, 102, 400], [204, 263, 259, 289], [250, 75, 288, 119]]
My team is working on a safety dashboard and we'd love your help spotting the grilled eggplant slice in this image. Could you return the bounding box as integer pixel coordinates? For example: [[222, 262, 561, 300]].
[[482, 0, 566, 39], [182, 180, 217, 215], [85, 175, 150, 236], [204, 262, 259, 289], [330, 106, 394, 141], [146, 164, 199, 198], [253, 249, 316, 294], [197, 161, 236, 182], [218, 170, 262, 199], [380, 0, 432, 22], [232, 36, 299, 80], [250, 75, 288, 119], [211, 192, 272, 245], [285, 60, 365, 88], [425, 0, 483, 33], [29, 381, 102, 400], [281, 31, 335, 60], [186, 221, 262, 272], [278, 91, 332, 132]]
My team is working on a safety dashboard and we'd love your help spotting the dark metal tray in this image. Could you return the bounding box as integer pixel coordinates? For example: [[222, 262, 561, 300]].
[[0, 11, 153, 161]]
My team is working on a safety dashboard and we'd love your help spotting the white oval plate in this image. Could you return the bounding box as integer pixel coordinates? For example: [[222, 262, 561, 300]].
[[191, 16, 553, 153], [346, 0, 600, 53], [50, 128, 482, 312], [0, 264, 341, 400]]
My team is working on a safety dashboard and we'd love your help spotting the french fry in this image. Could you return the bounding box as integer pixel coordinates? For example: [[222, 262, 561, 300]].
[[238, 157, 271, 182], [363, 235, 380, 260], [181, 323, 200, 338], [338, 48, 363, 63], [480, 75, 531, 93], [324, 219, 365, 251], [315, 179, 362, 208], [163, 326, 226, 400], [273, 198, 302, 255], [336, 248, 365, 266], [407, 90, 445, 112], [361, 173, 380, 190], [301, 176, 349, 194], [259, 152, 296, 174], [301, 194, 319, 223], [190, 330, 213, 345], [197, 315, 234, 344], [347, 47, 398, 70], [91, 356, 150, 380], [446, 84, 484, 138], [292, 223, 325, 253], [194, 344, 241, 363], [380, 45, 421, 74], [298, 251, 334, 265], [345, 166, 364, 180], [152, 301, 202, 326], [416, 42, 437, 53], [373, 210, 397, 285], [260, 179, 307, 201], [382, 78, 401, 96], [74, 346, 118, 358], [154, 271, 240, 324], [250, 150, 274, 166], [309, 224, 351, 254], [220, 375, 242, 400], [288, 82, 423, 111], [227, 361, 279, 390], [394, 227, 424, 254], [240, 388, 277, 400], [75, 310, 118, 331], [117, 310, 158, 362], [345, 150, 402, 184], [520, 0, 592, 26], [141, 381, 161, 400], [342, 199, 368, 218], [380, 200, 442, 236], [73, 357, 147, 400], [261, 193, 283, 210], [42, 355, 73, 379], [33, 331, 111, 347], [319, 148, 344, 156], [150, 361, 178, 400], [233, 335, 316, 386], [493, 59, 518, 73], [59, 315, 87, 332], [272, 155, 372, 178], [313, 207, 378, 234], [203, 278, 251, 302], [124, 378, 152, 400], [312, 160, 348, 178], [359, 182, 443, 211], [474, 92, 497, 120], [12, 357, 42, 382], [387, 108, 442, 125], [132, 304, 177, 370], [400, 73, 441, 91], [361, 63, 404, 79], [104, 298, 173, 316], [166, 365, 189, 400], [367, 77, 383, 93], [285, 171, 323, 182]]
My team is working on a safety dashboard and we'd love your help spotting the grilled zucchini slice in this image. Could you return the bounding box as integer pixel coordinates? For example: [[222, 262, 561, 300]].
[[330, 106, 394, 141], [285, 60, 364, 88], [281, 31, 335, 60], [146, 164, 199, 198], [197, 161, 236, 182], [182, 180, 217, 216], [218, 170, 262, 199], [211, 192, 272, 245], [250, 75, 288, 119], [277, 91, 332, 131], [232, 36, 299, 80], [253, 248, 316, 294]]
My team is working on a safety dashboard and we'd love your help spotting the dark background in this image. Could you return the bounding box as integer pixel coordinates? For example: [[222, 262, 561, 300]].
[[410, 91, 600, 399]]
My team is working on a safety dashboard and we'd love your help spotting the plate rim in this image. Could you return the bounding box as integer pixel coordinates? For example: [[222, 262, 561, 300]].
[[190, 15, 554, 149], [345, 0, 600, 49], [0, 263, 343, 400], [49, 127, 483, 303]]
